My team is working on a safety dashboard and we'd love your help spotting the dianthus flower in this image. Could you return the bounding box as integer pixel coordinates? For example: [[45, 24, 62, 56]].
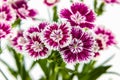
[[25, 22, 49, 59], [60, 27, 95, 63], [0, 3, 15, 23], [3, 0, 37, 19], [0, 22, 11, 39], [94, 26, 116, 50], [60, 2, 96, 29], [11, 30, 26, 51], [42, 22, 71, 50]]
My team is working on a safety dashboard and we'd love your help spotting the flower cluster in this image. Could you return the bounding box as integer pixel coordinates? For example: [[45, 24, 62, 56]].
[[5, 2, 117, 63], [0, 0, 37, 40]]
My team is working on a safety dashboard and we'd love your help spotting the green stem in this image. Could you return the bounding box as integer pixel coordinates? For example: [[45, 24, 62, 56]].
[[52, 6, 58, 22], [80, 0, 84, 2], [38, 59, 49, 79], [70, 0, 73, 3]]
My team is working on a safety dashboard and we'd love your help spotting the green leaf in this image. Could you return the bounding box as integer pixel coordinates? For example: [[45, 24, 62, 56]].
[[28, 61, 37, 72], [0, 47, 2, 54], [37, 59, 49, 79], [48, 50, 63, 66], [53, 6, 58, 22], [82, 60, 96, 74], [94, 0, 97, 12], [39, 77, 46, 80], [97, 2, 105, 16], [7, 46, 31, 80], [12, 19, 21, 28], [70, 0, 73, 3], [8, 68, 18, 78], [77, 65, 111, 80], [80, 0, 84, 2], [0, 58, 18, 78], [20, 57, 31, 80], [60, 68, 70, 80], [7, 46, 21, 73], [106, 71, 120, 76], [88, 65, 111, 80], [74, 63, 79, 71]]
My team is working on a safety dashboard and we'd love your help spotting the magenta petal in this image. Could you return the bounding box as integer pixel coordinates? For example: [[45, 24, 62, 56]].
[[60, 27, 95, 63], [0, 23, 11, 39], [60, 9, 72, 19], [80, 22, 95, 29], [71, 2, 89, 15], [85, 10, 96, 22], [28, 9, 37, 17]]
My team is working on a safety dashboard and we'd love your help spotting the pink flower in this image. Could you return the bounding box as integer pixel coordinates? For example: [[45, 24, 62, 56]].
[[94, 26, 116, 50], [104, 0, 120, 4], [42, 22, 71, 50], [0, 22, 11, 39], [60, 2, 96, 29], [0, 3, 16, 23], [25, 34, 49, 59], [5, 0, 38, 19], [25, 22, 49, 59], [60, 27, 95, 63], [26, 22, 48, 39], [11, 30, 26, 51], [44, 0, 60, 6]]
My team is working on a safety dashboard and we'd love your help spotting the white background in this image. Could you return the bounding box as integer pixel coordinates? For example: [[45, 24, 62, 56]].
[[0, 0, 120, 80]]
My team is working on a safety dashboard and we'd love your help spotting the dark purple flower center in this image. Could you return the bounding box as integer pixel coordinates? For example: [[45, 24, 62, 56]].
[[31, 41, 43, 52], [50, 30, 63, 42], [69, 38, 83, 53], [70, 11, 86, 24]]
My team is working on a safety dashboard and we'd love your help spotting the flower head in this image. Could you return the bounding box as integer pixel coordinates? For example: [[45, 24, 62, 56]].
[[11, 30, 26, 51], [94, 26, 116, 50], [44, 0, 60, 6], [42, 22, 71, 50], [26, 22, 48, 39], [25, 22, 49, 59], [60, 2, 96, 29], [11, 0, 28, 9], [0, 22, 11, 39], [0, 3, 16, 23], [60, 27, 95, 63], [6, 0, 38, 19], [26, 34, 49, 59]]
